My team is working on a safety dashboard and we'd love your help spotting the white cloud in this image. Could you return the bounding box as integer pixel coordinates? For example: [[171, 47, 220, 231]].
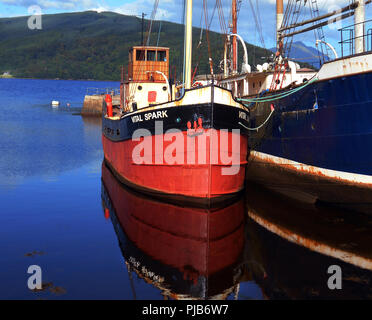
[[0, 0, 97, 10], [113, 0, 174, 19], [0, 0, 175, 18], [89, 6, 108, 13]]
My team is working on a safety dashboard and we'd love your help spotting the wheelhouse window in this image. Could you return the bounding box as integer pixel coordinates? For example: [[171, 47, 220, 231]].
[[136, 50, 145, 61], [147, 50, 156, 61], [157, 50, 166, 62]]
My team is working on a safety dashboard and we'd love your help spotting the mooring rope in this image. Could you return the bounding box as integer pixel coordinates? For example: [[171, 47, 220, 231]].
[[237, 72, 319, 131], [238, 76, 318, 104], [239, 108, 275, 132]]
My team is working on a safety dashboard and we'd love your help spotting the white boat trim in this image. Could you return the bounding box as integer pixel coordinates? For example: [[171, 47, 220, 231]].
[[317, 52, 372, 81], [251, 151, 372, 186], [119, 85, 246, 120]]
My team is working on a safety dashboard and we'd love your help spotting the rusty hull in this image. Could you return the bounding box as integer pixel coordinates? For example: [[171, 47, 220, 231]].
[[246, 153, 372, 215]]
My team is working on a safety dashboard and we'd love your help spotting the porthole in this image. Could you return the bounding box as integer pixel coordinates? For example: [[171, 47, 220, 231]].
[[138, 85, 143, 91], [162, 86, 167, 91]]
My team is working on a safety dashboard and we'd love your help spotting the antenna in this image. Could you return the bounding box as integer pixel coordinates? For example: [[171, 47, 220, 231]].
[[129, 13, 147, 45], [141, 13, 147, 45]]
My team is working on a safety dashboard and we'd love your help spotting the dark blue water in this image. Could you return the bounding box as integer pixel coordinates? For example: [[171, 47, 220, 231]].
[[0, 79, 130, 299], [1, 79, 371, 300]]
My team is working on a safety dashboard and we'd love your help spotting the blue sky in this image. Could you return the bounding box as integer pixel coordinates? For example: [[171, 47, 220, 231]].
[[0, 0, 370, 56]]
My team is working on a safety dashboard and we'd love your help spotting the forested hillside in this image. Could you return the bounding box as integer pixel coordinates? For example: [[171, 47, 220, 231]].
[[0, 11, 277, 81]]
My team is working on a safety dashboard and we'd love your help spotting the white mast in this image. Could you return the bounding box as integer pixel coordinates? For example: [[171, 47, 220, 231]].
[[183, 0, 193, 89], [355, 0, 365, 54]]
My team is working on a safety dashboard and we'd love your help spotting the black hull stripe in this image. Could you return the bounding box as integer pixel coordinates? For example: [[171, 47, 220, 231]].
[[103, 103, 250, 142]]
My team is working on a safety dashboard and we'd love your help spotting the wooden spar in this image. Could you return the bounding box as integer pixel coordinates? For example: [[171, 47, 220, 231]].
[[276, 0, 283, 47], [183, 0, 193, 89], [224, 40, 228, 77], [232, 0, 238, 73], [280, 12, 355, 39], [278, 2, 357, 33]]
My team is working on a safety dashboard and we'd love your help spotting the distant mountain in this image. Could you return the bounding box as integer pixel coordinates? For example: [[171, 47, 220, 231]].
[[270, 41, 329, 69], [0, 11, 274, 81]]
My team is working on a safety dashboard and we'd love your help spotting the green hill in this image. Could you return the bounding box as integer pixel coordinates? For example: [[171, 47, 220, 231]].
[[0, 11, 275, 81]]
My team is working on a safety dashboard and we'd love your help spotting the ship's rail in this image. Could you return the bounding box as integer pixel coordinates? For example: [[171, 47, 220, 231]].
[[85, 87, 120, 96], [339, 19, 372, 57]]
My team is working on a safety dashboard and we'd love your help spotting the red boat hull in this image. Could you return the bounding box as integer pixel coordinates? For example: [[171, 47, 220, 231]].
[[102, 130, 248, 204]]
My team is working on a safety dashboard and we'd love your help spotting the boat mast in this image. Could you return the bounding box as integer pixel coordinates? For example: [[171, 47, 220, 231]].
[[232, 0, 238, 73], [276, 0, 283, 48], [183, 0, 193, 89], [355, 0, 365, 54]]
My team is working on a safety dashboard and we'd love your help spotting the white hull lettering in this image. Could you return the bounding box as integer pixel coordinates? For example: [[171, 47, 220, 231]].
[[144, 110, 168, 121], [239, 111, 248, 121], [131, 115, 144, 123], [131, 111, 168, 123]]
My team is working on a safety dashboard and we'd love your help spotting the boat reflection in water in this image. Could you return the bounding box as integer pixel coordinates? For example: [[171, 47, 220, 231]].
[[101, 162, 248, 300], [101, 161, 372, 300], [245, 184, 372, 299]]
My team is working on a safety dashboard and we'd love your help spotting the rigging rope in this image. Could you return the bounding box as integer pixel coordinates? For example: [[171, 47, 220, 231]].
[[255, 0, 264, 48], [248, 0, 265, 49], [156, 19, 162, 47], [191, 9, 206, 83], [270, 0, 305, 93], [146, 0, 159, 46], [208, 1, 218, 29], [203, 0, 214, 76], [216, 0, 228, 37]]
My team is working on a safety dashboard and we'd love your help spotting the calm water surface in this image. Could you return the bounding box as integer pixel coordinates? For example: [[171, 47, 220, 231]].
[[1, 79, 371, 300]]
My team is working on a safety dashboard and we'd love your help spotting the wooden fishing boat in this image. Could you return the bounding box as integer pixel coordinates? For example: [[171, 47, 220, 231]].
[[102, 3, 250, 206]]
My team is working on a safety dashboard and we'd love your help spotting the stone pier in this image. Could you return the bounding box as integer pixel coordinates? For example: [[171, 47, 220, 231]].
[[81, 94, 120, 117]]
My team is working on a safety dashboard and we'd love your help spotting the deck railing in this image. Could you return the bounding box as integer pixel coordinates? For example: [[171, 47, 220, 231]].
[[85, 87, 120, 96], [339, 19, 372, 57]]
